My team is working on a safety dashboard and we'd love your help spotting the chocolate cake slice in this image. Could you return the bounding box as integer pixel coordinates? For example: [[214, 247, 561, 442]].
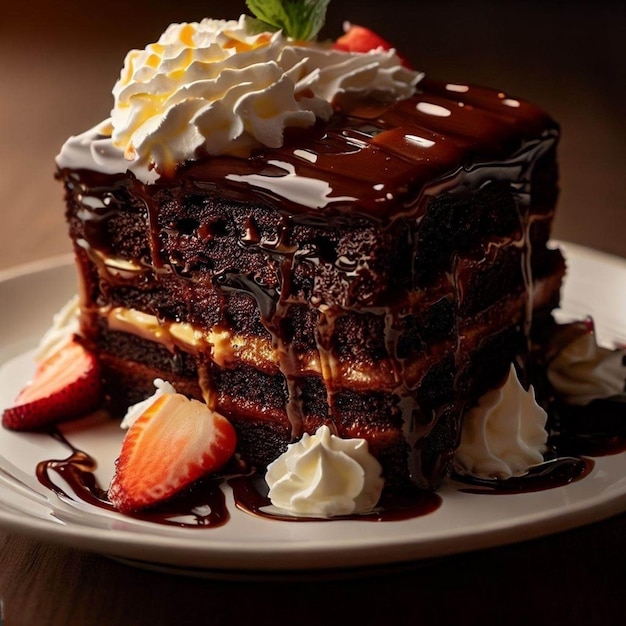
[[56, 19, 563, 490]]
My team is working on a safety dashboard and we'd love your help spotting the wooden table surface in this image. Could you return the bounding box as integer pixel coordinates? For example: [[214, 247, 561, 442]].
[[0, 1, 624, 624]]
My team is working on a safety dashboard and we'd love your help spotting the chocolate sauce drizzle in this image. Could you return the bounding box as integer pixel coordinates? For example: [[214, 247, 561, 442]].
[[33, 394, 624, 526], [34, 429, 441, 524], [452, 395, 626, 494], [228, 474, 442, 522], [36, 429, 109, 509], [60, 78, 562, 490], [453, 456, 594, 495], [36, 428, 230, 528]]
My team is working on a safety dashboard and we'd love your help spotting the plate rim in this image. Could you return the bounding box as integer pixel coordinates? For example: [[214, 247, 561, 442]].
[[0, 242, 625, 574]]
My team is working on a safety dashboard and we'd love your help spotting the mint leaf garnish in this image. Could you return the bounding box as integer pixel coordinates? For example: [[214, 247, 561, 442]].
[[245, 0, 330, 41]]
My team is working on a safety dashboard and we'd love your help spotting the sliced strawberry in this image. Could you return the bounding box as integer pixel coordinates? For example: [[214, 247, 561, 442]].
[[333, 22, 412, 68], [2, 339, 102, 431], [108, 394, 237, 513]]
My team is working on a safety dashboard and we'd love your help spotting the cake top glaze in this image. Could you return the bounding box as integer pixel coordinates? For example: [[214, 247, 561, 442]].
[[57, 77, 557, 220]]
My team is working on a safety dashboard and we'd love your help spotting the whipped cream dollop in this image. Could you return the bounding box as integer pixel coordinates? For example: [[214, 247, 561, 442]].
[[548, 329, 626, 406], [454, 364, 548, 480], [108, 15, 420, 172], [35, 296, 80, 362], [265, 425, 384, 517], [120, 378, 177, 429]]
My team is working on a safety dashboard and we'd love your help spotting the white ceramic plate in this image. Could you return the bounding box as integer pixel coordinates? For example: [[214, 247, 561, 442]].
[[0, 243, 625, 577]]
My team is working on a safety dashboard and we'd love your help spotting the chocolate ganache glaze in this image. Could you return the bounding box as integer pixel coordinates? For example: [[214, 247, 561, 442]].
[[59, 79, 558, 219]]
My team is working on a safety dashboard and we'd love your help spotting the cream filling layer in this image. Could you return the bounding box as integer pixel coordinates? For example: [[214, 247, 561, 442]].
[[102, 306, 400, 389], [101, 287, 534, 393]]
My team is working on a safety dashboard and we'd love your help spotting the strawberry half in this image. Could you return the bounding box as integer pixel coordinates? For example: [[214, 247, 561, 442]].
[[108, 394, 237, 513], [2, 339, 102, 431], [333, 22, 412, 68]]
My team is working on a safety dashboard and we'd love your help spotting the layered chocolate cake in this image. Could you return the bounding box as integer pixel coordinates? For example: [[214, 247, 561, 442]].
[[55, 14, 564, 491]]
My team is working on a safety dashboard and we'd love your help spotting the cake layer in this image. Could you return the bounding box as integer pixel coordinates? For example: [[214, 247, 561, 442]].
[[86, 278, 541, 488], [94, 321, 524, 486], [90, 272, 530, 387]]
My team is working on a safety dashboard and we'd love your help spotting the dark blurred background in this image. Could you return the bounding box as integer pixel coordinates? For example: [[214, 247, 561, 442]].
[[1, 0, 624, 268]]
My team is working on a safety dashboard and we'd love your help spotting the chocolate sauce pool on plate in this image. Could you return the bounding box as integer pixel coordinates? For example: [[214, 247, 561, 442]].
[[452, 456, 594, 495], [36, 429, 110, 509], [36, 428, 230, 528], [228, 474, 442, 522], [452, 396, 626, 494], [35, 430, 441, 524], [34, 395, 625, 526]]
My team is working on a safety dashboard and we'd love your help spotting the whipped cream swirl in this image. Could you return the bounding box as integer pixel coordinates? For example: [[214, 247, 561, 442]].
[[454, 364, 548, 480], [548, 330, 626, 406], [265, 425, 384, 517], [110, 15, 420, 172], [35, 296, 80, 362]]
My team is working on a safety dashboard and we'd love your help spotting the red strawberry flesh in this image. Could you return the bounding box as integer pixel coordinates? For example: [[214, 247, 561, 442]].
[[2, 339, 101, 431], [108, 394, 237, 513], [333, 23, 412, 68]]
